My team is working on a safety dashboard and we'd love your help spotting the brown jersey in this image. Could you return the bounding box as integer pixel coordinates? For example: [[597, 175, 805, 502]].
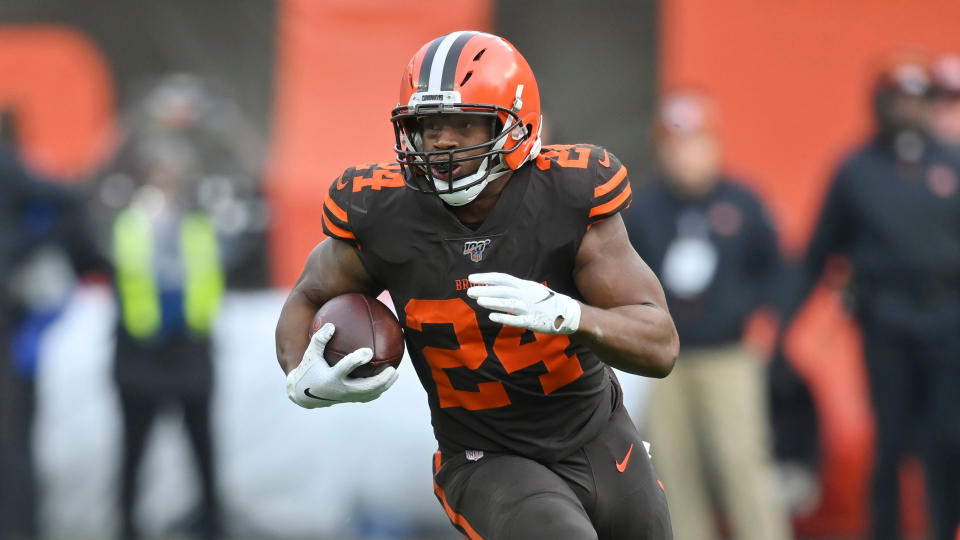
[[321, 144, 633, 462]]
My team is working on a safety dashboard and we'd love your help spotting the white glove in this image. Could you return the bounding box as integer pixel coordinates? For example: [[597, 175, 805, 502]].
[[466, 272, 581, 334], [286, 323, 399, 409]]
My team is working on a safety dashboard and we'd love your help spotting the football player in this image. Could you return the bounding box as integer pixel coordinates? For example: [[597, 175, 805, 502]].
[[276, 31, 678, 539]]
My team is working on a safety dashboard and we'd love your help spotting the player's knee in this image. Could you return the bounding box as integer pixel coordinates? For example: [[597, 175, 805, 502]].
[[503, 493, 597, 540]]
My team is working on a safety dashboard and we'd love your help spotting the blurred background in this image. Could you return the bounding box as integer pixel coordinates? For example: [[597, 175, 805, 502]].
[[0, 0, 959, 539]]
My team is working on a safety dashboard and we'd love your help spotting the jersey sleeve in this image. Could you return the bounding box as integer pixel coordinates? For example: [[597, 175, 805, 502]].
[[587, 147, 632, 224], [321, 162, 407, 248], [321, 170, 359, 245]]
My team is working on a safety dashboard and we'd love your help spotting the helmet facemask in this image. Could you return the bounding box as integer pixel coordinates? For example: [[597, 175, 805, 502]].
[[392, 100, 529, 206]]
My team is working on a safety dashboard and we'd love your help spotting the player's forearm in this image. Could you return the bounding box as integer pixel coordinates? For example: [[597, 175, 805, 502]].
[[275, 290, 318, 375], [574, 303, 678, 378]]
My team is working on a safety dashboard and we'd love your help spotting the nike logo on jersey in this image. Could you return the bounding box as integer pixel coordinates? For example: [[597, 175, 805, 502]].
[[616, 443, 634, 473], [303, 388, 337, 401], [598, 149, 610, 168]]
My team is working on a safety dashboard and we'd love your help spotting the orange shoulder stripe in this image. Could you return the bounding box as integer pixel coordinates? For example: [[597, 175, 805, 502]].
[[433, 452, 484, 540], [323, 196, 349, 222], [322, 210, 355, 240], [593, 165, 627, 198], [589, 181, 632, 218]]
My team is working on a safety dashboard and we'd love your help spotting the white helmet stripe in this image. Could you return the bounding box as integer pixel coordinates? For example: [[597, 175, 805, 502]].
[[428, 31, 469, 93]]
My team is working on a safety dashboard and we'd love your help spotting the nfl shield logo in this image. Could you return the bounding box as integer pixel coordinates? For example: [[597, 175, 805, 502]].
[[465, 450, 484, 461], [463, 239, 492, 262]]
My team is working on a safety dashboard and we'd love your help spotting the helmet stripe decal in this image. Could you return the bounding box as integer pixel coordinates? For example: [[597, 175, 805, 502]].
[[439, 32, 477, 91], [417, 37, 443, 92], [426, 31, 475, 93]]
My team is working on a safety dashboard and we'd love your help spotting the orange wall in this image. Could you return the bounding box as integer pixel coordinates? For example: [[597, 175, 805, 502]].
[[661, 0, 960, 536], [266, 0, 492, 286], [0, 25, 115, 179], [661, 0, 960, 251]]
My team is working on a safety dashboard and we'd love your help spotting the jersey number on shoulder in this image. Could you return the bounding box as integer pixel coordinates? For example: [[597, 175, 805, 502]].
[[341, 164, 405, 192], [404, 298, 583, 411], [536, 145, 591, 171]]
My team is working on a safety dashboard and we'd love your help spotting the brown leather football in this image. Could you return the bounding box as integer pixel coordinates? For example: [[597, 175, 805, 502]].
[[310, 293, 404, 378]]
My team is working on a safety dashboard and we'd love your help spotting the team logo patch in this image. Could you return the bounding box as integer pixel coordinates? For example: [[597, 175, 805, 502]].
[[465, 450, 484, 462], [463, 239, 492, 262]]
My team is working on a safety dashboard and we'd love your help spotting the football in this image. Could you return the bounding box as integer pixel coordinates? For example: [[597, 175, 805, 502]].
[[310, 293, 405, 378]]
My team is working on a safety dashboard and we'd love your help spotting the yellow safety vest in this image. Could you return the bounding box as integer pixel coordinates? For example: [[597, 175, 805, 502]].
[[113, 208, 224, 339]]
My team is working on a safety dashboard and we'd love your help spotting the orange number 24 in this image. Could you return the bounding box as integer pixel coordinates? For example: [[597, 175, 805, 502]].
[[404, 298, 583, 411]]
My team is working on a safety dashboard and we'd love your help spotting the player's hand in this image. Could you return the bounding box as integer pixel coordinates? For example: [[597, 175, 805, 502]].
[[285, 323, 399, 409], [467, 272, 581, 334]]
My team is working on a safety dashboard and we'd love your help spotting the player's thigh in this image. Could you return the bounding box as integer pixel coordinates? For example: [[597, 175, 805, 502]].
[[433, 451, 597, 540], [574, 405, 673, 540]]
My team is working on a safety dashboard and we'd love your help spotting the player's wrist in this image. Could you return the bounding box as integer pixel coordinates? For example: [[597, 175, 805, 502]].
[[553, 294, 581, 334]]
